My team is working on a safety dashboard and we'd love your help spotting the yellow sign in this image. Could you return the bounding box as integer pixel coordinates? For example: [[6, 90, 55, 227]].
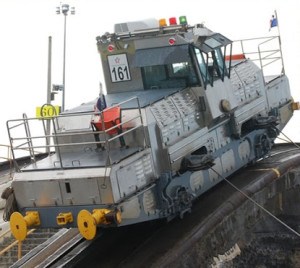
[[36, 105, 60, 118]]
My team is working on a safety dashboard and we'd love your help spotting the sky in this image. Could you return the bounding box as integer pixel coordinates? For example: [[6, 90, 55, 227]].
[[0, 0, 300, 159]]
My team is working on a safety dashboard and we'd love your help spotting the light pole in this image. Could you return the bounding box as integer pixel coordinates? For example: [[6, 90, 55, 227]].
[[56, 4, 75, 112]]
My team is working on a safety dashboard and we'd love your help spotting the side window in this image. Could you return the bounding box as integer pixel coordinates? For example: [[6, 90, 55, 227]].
[[214, 48, 226, 79], [194, 47, 209, 85], [207, 51, 221, 80], [197, 48, 226, 85]]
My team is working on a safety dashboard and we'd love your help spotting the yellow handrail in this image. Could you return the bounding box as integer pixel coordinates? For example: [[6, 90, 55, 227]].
[[0, 228, 11, 239], [0, 228, 36, 260]]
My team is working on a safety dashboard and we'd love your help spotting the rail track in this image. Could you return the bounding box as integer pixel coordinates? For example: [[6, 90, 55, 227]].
[[8, 143, 300, 267]]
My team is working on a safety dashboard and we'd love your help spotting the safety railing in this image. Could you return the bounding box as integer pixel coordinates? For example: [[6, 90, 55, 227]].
[[6, 97, 146, 171], [231, 35, 284, 84], [0, 228, 35, 261], [0, 144, 12, 162], [0, 144, 14, 179]]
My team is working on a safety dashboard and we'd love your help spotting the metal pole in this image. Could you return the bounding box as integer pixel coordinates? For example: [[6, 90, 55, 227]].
[[18, 241, 22, 260], [62, 14, 67, 112], [274, 10, 285, 75], [46, 36, 52, 153]]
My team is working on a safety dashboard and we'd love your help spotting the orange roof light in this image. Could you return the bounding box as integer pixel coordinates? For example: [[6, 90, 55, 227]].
[[169, 17, 177, 25], [159, 18, 167, 27]]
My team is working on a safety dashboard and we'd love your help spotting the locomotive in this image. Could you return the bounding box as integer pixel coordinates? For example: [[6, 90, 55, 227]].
[[5, 16, 298, 241]]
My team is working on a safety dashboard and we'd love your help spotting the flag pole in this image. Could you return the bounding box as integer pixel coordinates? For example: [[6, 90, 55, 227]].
[[274, 10, 285, 75], [274, 10, 281, 38]]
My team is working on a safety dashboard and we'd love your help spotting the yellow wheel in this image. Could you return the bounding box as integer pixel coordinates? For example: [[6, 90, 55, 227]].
[[10, 212, 28, 242], [77, 210, 97, 240]]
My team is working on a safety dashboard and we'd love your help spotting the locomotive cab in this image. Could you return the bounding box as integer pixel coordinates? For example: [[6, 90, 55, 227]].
[[97, 22, 237, 123]]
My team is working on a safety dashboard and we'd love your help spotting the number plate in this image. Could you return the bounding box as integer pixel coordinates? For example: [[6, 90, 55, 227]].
[[108, 54, 131, 83], [36, 105, 60, 119]]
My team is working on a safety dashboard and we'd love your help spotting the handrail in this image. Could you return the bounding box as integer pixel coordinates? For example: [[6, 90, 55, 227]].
[[0, 144, 12, 162], [232, 35, 284, 85], [23, 113, 36, 162], [0, 228, 36, 260], [10, 113, 140, 141], [7, 96, 146, 171], [1, 144, 42, 158], [108, 125, 142, 142], [0, 228, 11, 239], [8, 115, 143, 151]]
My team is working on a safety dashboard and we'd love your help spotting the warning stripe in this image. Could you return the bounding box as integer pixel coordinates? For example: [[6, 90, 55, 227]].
[[251, 168, 281, 178]]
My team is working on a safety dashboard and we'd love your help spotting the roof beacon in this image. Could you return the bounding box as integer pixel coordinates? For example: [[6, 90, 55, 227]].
[[108, 45, 115, 52], [159, 18, 167, 27], [179, 16, 187, 25], [169, 17, 177, 25], [169, 37, 176, 45]]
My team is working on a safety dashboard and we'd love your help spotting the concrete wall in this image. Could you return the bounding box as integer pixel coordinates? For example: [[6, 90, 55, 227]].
[[177, 168, 300, 267]]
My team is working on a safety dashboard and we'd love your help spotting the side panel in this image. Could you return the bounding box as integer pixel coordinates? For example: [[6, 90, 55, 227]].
[[168, 127, 209, 171], [230, 61, 265, 105], [110, 148, 156, 202], [205, 78, 239, 119], [12, 168, 113, 208], [14, 180, 63, 207], [266, 76, 292, 109], [233, 96, 267, 135]]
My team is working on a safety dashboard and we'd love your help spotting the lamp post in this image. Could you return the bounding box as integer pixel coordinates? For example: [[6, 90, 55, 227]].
[[56, 4, 75, 112]]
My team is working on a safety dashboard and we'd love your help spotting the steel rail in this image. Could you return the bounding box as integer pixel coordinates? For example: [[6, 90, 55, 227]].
[[10, 228, 80, 268]]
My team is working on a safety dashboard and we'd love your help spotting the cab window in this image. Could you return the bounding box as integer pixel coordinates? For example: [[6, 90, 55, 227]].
[[213, 48, 226, 79], [141, 60, 199, 90], [194, 47, 209, 85], [194, 46, 226, 88]]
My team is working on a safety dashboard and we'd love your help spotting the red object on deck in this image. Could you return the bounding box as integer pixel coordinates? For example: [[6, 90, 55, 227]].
[[225, 54, 246, 61], [92, 107, 121, 134]]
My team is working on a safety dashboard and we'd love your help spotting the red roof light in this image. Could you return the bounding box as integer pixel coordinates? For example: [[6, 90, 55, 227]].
[[169, 17, 177, 25], [169, 38, 176, 45], [108, 45, 115, 52]]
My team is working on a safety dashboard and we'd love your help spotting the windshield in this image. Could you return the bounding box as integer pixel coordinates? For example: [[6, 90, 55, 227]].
[[133, 45, 200, 90], [141, 59, 199, 89]]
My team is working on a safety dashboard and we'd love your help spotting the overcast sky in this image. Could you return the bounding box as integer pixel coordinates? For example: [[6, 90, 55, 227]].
[[0, 0, 300, 159]]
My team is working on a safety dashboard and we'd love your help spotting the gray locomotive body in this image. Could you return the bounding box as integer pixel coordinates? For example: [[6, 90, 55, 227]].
[[7, 18, 296, 240]]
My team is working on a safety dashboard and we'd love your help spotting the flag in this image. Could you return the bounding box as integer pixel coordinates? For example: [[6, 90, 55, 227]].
[[95, 83, 107, 112], [96, 93, 107, 111], [269, 14, 278, 31]]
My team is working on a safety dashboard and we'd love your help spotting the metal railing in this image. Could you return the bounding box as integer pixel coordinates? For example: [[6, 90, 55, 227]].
[[232, 35, 284, 84], [0, 228, 36, 261], [6, 97, 146, 171], [0, 144, 12, 162]]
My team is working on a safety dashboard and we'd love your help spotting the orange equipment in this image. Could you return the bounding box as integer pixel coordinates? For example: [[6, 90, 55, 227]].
[[91, 107, 121, 135]]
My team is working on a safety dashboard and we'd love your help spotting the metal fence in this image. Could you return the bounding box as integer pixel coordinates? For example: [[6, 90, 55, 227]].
[[232, 35, 284, 84], [6, 97, 146, 171]]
